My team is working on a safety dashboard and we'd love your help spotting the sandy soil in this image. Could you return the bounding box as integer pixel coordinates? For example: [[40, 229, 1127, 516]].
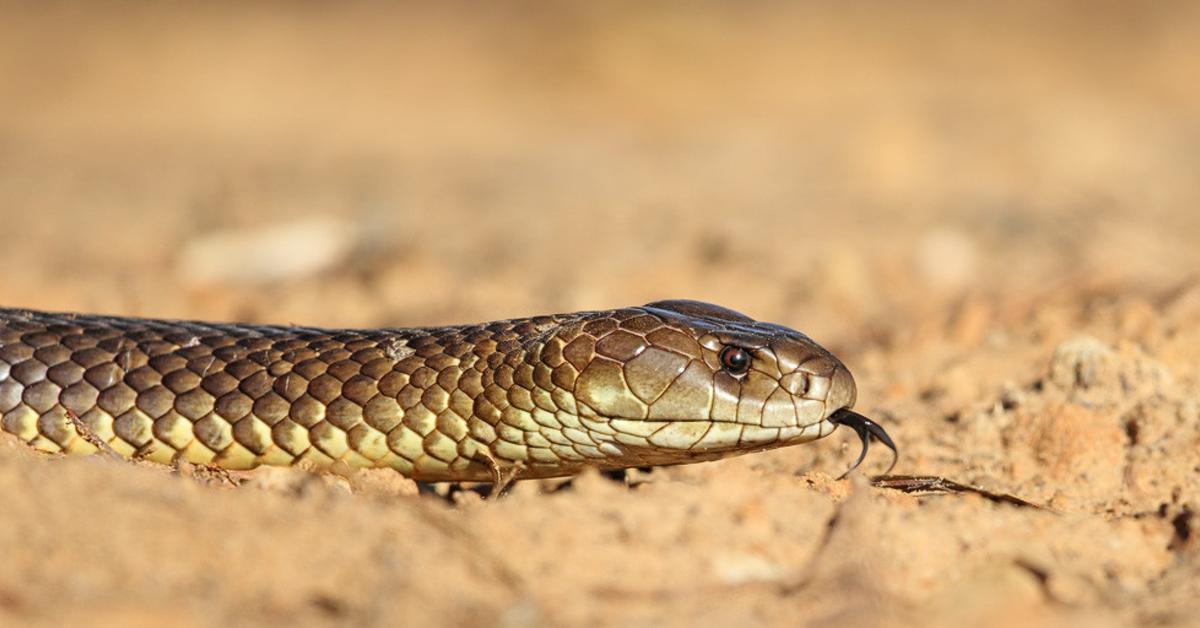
[[0, 3, 1198, 626]]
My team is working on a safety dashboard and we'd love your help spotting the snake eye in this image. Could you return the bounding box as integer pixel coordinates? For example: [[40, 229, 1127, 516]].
[[718, 346, 751, 375]]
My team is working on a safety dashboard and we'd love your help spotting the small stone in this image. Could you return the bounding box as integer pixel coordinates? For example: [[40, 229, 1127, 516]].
[[178, 216, 357, 284], [1049, 336, 1114, 391]]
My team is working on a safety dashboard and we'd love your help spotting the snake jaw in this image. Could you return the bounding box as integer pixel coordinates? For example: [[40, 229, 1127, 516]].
[[828, 408, 899, 479]]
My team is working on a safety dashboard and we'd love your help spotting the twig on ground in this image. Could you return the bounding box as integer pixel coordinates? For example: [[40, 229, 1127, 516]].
[[871, 474, 1050, 510], [64, 408, 123, 461]]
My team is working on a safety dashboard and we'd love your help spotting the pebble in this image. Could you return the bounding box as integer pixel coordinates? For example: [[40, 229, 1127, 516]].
[[178, 216, 357, 284]]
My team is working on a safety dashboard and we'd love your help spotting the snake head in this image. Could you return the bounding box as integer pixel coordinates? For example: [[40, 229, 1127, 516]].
[[548, 299, 886, 473]]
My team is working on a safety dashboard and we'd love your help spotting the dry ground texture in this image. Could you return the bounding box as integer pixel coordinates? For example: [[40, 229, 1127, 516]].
[[1, 2, 1199, 627]]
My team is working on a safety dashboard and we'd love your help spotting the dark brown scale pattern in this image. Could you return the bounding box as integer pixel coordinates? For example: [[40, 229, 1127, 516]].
[[0, 301, 855, 481], [0, 308, 593, 480]]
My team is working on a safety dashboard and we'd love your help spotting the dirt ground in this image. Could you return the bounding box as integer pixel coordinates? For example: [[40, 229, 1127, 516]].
[[1, 3, 1198, 627]]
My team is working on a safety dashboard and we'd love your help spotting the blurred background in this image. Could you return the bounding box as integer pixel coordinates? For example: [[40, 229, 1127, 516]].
[[1, 1, 1196, 348], [2, 3, 1200, 626]]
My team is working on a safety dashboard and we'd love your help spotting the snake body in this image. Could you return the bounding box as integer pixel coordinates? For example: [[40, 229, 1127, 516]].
[[0, 300, 891, 481]]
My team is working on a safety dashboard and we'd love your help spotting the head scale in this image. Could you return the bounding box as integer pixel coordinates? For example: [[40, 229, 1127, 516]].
[[542, 299, 864, 469]]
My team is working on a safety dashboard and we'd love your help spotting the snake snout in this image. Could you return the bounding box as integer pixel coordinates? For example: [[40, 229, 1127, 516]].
[[826, 366, 858, 412]]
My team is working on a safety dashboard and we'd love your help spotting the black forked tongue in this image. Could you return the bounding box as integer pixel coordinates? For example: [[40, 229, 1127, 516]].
[[828, 408, 898, 479]]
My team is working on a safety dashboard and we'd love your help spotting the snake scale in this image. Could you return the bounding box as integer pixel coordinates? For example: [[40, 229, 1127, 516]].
[[0, 300, 896, 483]]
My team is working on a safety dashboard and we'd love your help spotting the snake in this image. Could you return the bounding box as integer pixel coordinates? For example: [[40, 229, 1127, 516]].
[[0, 300, 896, 484]]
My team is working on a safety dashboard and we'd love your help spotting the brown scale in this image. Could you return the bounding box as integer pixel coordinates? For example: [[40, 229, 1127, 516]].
[[0, 300, 896, 482]]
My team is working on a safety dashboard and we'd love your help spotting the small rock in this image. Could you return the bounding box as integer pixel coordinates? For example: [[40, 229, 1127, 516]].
[[709, 551, 785, 585], [178, 216, 357, 284], [1049, 336, 1115, 391]]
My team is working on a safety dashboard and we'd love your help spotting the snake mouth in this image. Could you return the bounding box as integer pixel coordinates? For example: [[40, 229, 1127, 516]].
[[827, 408, 898, 478], [599, 418, 832, 465]]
